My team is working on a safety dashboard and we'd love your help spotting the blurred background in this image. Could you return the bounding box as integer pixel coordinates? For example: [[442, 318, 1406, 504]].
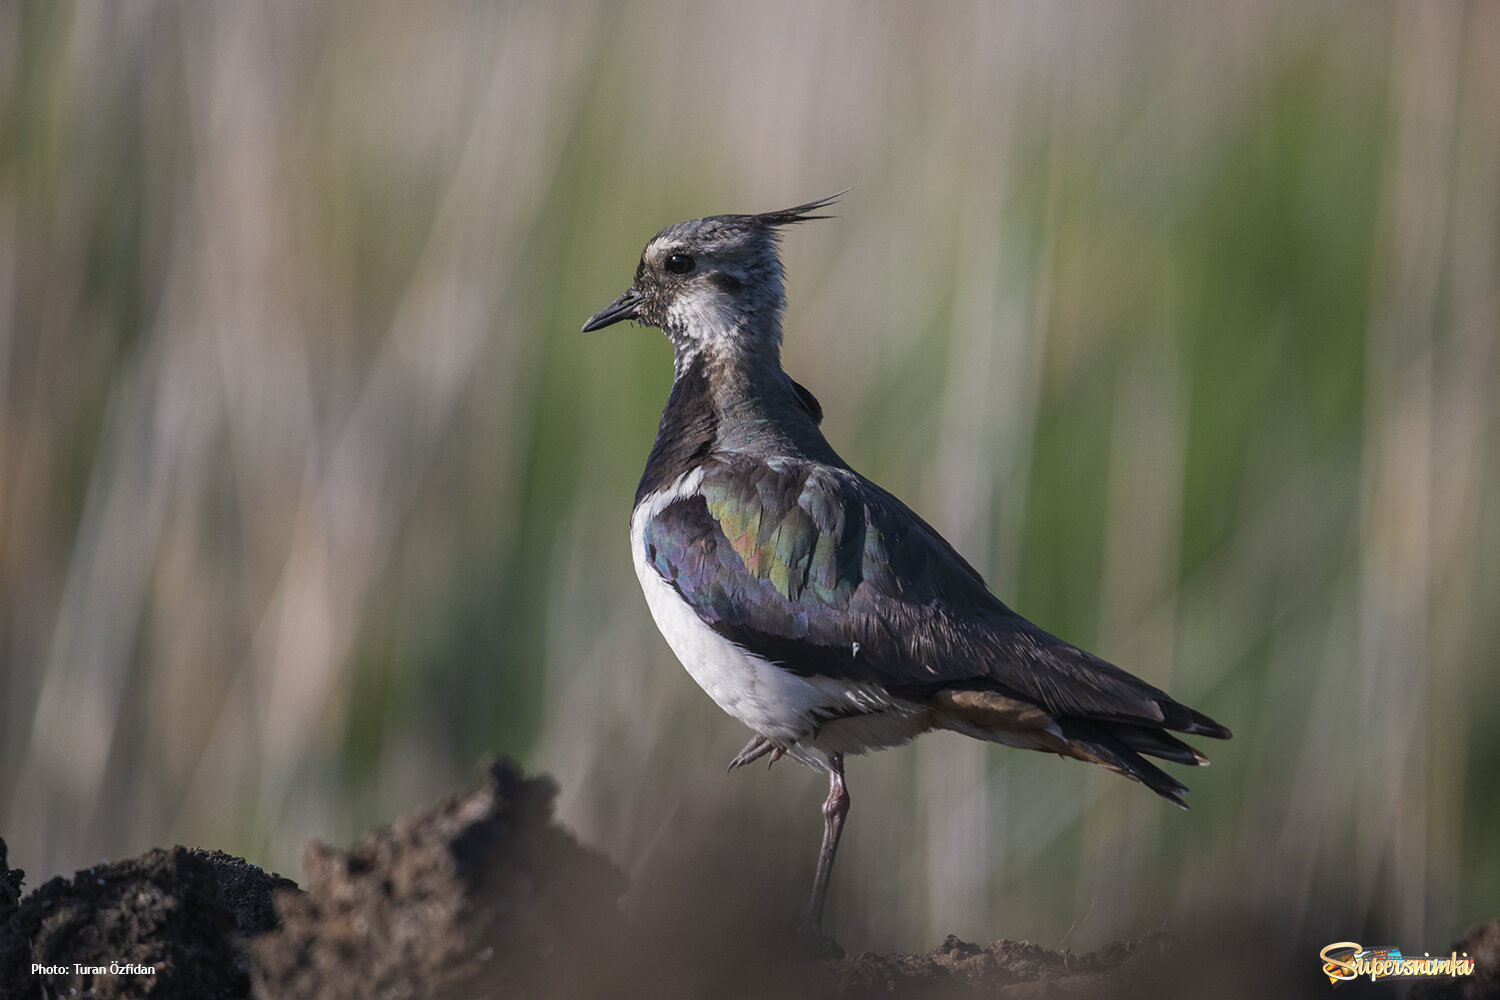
[[2, 0, 1496, 964]]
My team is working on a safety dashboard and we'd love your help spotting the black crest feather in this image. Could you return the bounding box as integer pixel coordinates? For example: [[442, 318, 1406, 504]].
[[748, 188, 851, 227]]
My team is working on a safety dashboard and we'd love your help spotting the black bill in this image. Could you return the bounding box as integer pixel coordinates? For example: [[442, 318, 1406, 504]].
[[582, 288, 643, 332]]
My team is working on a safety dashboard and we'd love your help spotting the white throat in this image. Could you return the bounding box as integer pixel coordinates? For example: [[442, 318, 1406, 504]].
[[665, 288, 781, 377]]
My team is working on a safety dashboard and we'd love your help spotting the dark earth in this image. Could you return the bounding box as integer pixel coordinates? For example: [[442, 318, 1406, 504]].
[[2, 760, 1494, 999]]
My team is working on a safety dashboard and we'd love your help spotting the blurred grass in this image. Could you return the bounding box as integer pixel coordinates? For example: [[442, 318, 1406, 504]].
[[2, 0, 1497, 960]]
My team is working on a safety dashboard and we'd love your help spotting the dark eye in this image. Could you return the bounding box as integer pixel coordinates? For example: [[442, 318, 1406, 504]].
[[665, 253, 695, 275]]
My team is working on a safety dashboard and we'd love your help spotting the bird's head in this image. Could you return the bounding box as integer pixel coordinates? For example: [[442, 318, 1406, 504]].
[[583, 192, 845, 369]]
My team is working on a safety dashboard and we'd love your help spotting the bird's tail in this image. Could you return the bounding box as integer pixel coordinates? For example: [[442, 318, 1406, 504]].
[[929, 688, 1224, 808], [1053, 717, 1193, 807]]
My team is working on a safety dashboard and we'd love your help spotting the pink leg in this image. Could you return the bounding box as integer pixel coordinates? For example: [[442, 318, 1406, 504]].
[[802, 752, 849, 940]]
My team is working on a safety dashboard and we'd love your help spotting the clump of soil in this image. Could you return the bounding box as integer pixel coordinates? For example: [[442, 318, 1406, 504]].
[[1, 762, 1495, 1000], [250, 760, 630, 1000], [831, 932, 1179, 998], [0, 840, 293, 999], [0, 839, 22, 913], [834, 935, 1182, 995]]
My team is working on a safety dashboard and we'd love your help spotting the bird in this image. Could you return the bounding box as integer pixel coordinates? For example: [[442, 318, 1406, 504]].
[[582, 192, 1230, 943]]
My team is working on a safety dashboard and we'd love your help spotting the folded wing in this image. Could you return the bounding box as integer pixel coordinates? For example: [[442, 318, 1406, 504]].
[[641, 455, 1229, 801]]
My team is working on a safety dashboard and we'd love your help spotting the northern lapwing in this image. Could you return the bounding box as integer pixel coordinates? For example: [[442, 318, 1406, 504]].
[[583, 193, 1230, 942]]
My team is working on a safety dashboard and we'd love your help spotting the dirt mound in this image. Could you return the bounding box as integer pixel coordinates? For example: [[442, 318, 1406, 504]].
[[2, 761, 1494, 999], [250, 761, 629, 1000]]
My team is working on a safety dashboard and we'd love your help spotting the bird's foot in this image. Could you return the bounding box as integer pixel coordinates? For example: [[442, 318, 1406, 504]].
[[726, 735, 786, 772]]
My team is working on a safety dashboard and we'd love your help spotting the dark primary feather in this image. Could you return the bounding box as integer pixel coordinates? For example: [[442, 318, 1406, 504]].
[[641, 453, 1231, 743]]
